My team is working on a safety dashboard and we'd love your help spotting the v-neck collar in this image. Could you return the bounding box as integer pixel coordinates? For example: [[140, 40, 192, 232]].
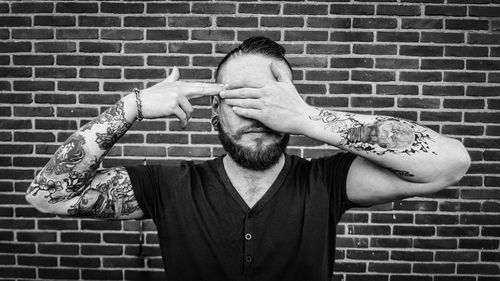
[[215, 153, 292, 215]]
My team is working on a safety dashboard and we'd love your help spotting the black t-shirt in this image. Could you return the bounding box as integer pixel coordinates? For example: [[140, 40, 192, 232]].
[[125, 152, 357, 281]]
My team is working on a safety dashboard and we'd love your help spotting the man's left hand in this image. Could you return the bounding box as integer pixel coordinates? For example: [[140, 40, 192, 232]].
[[220, 61, 315, 135]]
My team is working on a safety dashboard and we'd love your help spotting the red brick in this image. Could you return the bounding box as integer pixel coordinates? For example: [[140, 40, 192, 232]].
[[400, 71, 442, 82]]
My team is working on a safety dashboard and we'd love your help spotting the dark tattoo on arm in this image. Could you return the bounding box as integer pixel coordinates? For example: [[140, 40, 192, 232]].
[[67, 168, 141, 218], [309, 108, 435, 156], [387, 167, 415, 177], [27, 100, 137, 218]]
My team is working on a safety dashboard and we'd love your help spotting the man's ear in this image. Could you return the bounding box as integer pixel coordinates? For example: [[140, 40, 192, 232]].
[[211, 96, 220, 131], [211, 96, 220, 113]]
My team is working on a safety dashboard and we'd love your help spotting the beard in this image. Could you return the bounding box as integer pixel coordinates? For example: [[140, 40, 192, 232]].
[[217, 121, 289, 171]]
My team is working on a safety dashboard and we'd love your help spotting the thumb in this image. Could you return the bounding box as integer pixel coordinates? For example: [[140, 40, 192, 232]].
[[271, 61, 292, 83], [163, 66, 180, 83]]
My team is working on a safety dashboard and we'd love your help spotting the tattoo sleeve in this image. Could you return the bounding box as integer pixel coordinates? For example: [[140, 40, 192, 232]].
[[309, 108, 435, 156], [26, 100, 141, 219], [308, 108, 439, 179]]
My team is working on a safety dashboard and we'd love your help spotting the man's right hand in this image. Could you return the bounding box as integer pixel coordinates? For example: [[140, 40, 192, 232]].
[[138, 67, 225, 128]]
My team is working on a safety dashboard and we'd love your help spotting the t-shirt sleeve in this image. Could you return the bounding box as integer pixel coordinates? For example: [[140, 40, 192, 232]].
[[124, 165, 163, 220], [311, 152, 358, 222]]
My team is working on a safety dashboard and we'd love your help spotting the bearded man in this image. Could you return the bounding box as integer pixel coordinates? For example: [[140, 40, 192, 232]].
[[26, 37, 470, 281]]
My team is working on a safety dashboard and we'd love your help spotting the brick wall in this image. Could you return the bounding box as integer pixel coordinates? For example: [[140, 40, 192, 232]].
[[1, 0, 499, 280]]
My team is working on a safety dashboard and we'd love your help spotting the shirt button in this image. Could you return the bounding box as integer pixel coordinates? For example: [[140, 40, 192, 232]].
[[247, 211, 254, 218], [245, 255, 252, 263], [245, 233, 252, 240]]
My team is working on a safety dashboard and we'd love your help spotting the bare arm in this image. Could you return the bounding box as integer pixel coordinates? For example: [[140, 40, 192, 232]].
[[26, 68, 225, 219]]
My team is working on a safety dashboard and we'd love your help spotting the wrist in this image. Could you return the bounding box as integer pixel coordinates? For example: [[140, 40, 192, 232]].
[[298, 105, 320, 137], [121, 92, 139, 123]]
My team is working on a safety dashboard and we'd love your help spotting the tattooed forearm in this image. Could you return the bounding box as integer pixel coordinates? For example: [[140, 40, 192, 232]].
[[27, 99, 136, 218], [67, 168, 141, 218], [309, 108, 435, 156]]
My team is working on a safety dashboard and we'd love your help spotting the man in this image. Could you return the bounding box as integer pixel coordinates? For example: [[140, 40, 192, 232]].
[[26, 37, 470, 281]]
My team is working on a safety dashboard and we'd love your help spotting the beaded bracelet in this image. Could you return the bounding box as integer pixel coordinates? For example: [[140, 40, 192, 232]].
[[133, 88, 144, 121]]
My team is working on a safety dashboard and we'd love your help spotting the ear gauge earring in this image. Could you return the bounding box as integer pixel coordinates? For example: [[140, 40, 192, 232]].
[[211, 115, 219, 131]]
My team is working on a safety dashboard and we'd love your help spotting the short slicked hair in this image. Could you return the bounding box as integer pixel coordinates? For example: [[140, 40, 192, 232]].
[[215, 36, 293, 81]]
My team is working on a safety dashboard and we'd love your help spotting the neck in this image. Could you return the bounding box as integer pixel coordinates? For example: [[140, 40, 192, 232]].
[[223, 154, 286, 181]]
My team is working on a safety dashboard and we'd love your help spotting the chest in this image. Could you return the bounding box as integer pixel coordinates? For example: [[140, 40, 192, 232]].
[[232, 181, 272, 209]]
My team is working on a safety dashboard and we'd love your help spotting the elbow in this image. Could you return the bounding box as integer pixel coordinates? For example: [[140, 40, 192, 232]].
[[25, 183, 54, 215], [444, 140, 471, 186]]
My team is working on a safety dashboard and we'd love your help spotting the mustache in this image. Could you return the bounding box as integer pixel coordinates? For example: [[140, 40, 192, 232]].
[[236, 122, 275, 135]]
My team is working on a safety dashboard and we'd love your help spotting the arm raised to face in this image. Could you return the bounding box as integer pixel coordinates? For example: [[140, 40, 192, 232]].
[[221, 61, 471, 206], [26, 67, 225, 219]]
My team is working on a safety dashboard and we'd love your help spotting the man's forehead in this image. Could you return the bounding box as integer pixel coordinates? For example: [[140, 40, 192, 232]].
[[218, 55, 289, 88]]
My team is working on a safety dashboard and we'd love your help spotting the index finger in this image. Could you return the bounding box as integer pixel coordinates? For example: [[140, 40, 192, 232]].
[[185, 83, 226, 99], [219, 88, 263, 99]]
